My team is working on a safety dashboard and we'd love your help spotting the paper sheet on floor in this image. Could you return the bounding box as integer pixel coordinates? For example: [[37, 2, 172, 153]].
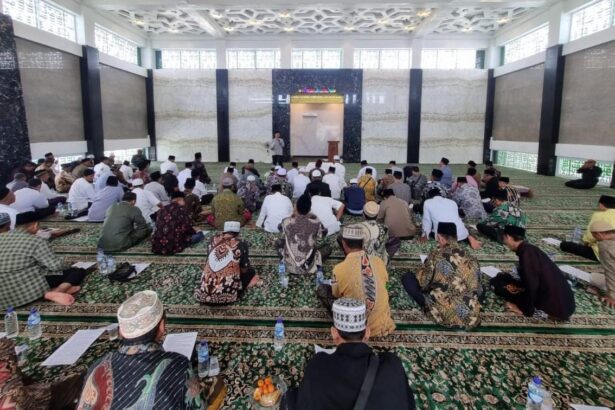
[[42, 328, 105, 366], [72, 262, 96, 270], [127, 263, 150, 279], [73, 216, 89, 222], [314, 344, 336, 355], [542, 238, 562, 247], [558, 265, 592, 283], [420, 254, 428, 264], [480, 266, 501, 278], [570, 405, 611, 410], [163, 332, 198, 359]]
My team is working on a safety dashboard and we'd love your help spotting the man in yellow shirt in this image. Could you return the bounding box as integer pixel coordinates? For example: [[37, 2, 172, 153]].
[[358, 168, 377, 202], [560, 195, 615, 261], [317, 226, 395, 338]]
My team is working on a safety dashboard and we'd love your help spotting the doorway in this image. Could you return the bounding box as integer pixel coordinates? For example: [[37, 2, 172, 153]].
[[290, 103, 344, 157]]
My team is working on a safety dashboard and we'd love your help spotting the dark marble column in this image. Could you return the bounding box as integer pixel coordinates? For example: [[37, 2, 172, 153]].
[[146, 69, 156, 159], [80, 45, 104, 159], [0, 14, 30, 184], [216, 69, 230, 163], [407, 69, 422, 163], [482, 69, 495, 164], [537, 45, 565, 176]]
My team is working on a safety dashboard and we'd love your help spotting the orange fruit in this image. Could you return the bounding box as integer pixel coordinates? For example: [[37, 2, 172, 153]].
[[267, 385, 275, 394], [265, 376, 272, 385], [257, 380, 264, 388], [253, 389, 262, 401]]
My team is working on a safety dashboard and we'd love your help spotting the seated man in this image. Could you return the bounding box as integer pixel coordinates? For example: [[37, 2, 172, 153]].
[[266, 168, 292, 198], [178, 162, 193, 190], [35, 169, 65, 206], [484, 160, 501, 178], [55, 163, 75, 193], [132, 178, 162, 224], [317, 226, 395, 337], [286, 298, 416, 410], [560, 195, 615, 261], [490, 225, 575, 321], [340, 201, 399, 265], [87, 176, 124, 222], [587, 220, 615, 308], [77, 290, 205, 409], [195, 221, 260, 305], [477, 189, 527, 243], [439, 157, 454, 189], [68, 168, 96, 215], [292, 168, 310, 199], [451, 177, 487, 220], [357, 168, 376, 202], [416, 169, 448, 213], [421, 188, 469, 240], [305, 169, 332, 198], [237, 174, 262, 213], [152, 192, 204, 255], [257, 184, 293, 233], [7, 173, 27, 192], [97, 192, 152, 252], [402, 223, 482, 329], [378, 189, 416, 240], [0, 188, 18, 230], [342, 178, 365, 215], [162, 169, 179, 196], [208, 177, 251, 230], [565, 159, 602, 189], [0, 215, 90, 307], [145, 171, 171, 206], [498, 177, 520, 207], [218, 167, 239, 192], [376, 169, 395, 198], [407, 166, 427, 203], [322, 167, 343, 200], [480, 169, 500, 201], [183, 178, 206, 222], [308, 186, 344, 236], [390, 171, 411, 204], [11, 178, 55, 220], [278, 194, 328, 275], [357, 160, 377, 181]]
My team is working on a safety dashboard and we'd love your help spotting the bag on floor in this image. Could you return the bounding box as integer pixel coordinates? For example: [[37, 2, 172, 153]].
[[107, 262, 137, 282]]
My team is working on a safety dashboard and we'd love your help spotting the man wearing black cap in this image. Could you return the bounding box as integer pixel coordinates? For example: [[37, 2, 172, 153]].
[[480, 168, 500, 205], [560, 195, 615, 261], [402, 222, 482, 329], [87, 176, 124, 222], [452, 177, 486, 220], [152, 192, 204, 255], [498, 177, 520, 207], [439, 157, 453, 189], [565, 159, 602, 189], [415, 169, 448, 214], [491, 225, 575, 321], [476, 189, 527, 243]]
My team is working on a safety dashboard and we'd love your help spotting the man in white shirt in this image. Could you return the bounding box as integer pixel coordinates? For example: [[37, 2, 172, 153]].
[[178, 162, 193, 191], [35, 169, 64, 204], [145, 171, 170, 206], [308, 185, 345, 236], [93, 157, 111, 181], [256, 184, 293, 233], [0, 188, 19, 230], [11, 179, 51, 213], [332, 155, 346, 183], [287, 161, 300, 184], [357, 160, 377, 181], [293, 168, 311, 199], [119, 161, 133, 182], [323, 167, 343, 200], [388, 160, 404, 176], [131, 178, 162, 224], [68, 169, 96, 212], [160, 155, 179, 176], [422, 188, 469, 241]]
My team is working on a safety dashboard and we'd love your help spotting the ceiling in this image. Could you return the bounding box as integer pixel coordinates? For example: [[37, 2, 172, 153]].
[[85, 1, 555, 38]]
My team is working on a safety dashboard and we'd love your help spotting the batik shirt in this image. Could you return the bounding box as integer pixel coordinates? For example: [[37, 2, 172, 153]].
[[421, 181, 448, 201], [77, 342, 204, 410], [485, 202, 527, 229], [346, 220, 390, 265], [279, 213, 325, 275], [452, 184, 487, 220], [195, 233, 251, 304], [265, 176, 292, 198], [211, 189, 246, 230], [237, 182, 261, 212], [184, 192, 203, 222], [416, 244, 482, 329], [504, 185, 521, 208], [151, 202, 196, 255]]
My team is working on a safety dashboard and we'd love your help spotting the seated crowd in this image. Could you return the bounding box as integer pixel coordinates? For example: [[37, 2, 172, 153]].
[[1, 150, 613, 408]]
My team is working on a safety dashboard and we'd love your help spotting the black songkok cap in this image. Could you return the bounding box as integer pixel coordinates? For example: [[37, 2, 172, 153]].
[[599, 195, 615, 209], [499, 177, 510, 183], [431, 169, 443, 179], [171, 191, 185, 199], [457, 176, 466, 183], [437, 222, 457, 236], [504, 224, 526, 238], [492, 189, 508, 201]]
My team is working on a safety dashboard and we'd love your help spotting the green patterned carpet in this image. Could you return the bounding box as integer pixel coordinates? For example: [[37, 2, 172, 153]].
[[15, 164, 615, 409]]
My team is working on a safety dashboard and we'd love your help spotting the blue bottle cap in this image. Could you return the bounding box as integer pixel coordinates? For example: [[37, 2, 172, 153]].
[[6, 306, 14, 313], [532, 376, 542, 385]]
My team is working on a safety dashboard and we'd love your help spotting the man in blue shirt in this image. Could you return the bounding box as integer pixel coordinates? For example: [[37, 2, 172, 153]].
[[343, 178, 365, 215], [439, 157, 453, 189]]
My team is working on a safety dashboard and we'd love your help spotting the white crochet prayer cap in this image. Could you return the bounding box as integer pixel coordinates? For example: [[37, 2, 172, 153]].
[[333, 298, 366, 332], [224, 221, 241, 233], [311, 169, 322, 178], [131, 178, 144, 187], [274, 165, 281, 171], [277, 168, 287, 176], [117, 290, 164, 339], [342, 226, 364, 240], [333, 155, 340, 161], [247, 175, 256, 182], [349, 178, 358, 184]]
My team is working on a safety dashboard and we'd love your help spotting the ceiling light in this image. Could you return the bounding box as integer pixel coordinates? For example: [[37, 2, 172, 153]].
[[169, 28, 178, 33], [133, 19, 145, 26], [404, 25, 415, 31], [279, 12, 290, 18], [224, 26, 235, 32], [249, 19, 262, 26], [378, 18, 389, 25], [284, 27, 294, 32], [462, 27, 473, 32], [498, 18, 509, 24], [417, 10, 431, 18], [210, 11, 222, 19], [344, 26, 354, 31]]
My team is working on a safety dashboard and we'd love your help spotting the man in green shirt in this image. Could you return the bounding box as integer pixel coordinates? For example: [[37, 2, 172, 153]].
[[477, 189, 527, 243], [98, 192, 152, 252], [207, 177, 251, 230]]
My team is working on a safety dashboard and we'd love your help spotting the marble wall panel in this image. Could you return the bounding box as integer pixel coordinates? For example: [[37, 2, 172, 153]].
[[16, 38, 83, 143], [228, 70, 272, 162], [559, 40, 615, 146], [154, 69, 218, 161], [361, 70, 409, 163], [493, 64, 544, 143], [420, 70, 487, 164]]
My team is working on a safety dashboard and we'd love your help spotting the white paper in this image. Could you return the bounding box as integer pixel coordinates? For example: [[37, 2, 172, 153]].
[[559, 265, 592, 283], [72, 262, 96, 269], [468, 224, 478, 231], [570, 405, 611, 410], [127, 263, 150, 279], [590, 272, 607, 290], [420, 254, 428, 264], [42, 328, 105, 366], [163, 332, 197, 359], [480, 266, 501, 278], [542, 237, 562, 247], [73, 216, 89, 222], [314, 344, 336, 355]]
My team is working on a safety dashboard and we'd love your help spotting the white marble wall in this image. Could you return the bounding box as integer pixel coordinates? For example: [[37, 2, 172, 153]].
[[420, 70, 487, 164], [361, 70, 409, 163], [228, 70, 272, 162], [154, 69, 218, 161]]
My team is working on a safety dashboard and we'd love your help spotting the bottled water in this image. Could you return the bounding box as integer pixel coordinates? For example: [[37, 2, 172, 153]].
[[572, 226, 582, 244], [315, 268, 324, 288], [278, 260, 288, 288], [27, 308, 42, 340], [66, 203, 73, 217], [525, 376, 544, 410], [4, 306, 19, 338], [56, 202, 65, 216], [197, 340, 210, 378], [97, 249, 108, 275], [416, 213, 422, 224], [106, 256, 116, 273], [273, 317, 285, 352]]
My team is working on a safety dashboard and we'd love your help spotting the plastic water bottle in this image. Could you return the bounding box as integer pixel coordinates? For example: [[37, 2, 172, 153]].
[[97, 249, 108, 275], [572, 226, 582, 244], [315, 268, 324, 288], [66, 203, 73, 217], [525, 376, 544, 409], [197, 340, 210, 378], [416, 213, 423, 224], [4, 307, 19, 338], [273, 317, 285, 352], [278, 260, 288, 288], [56, 202, 64, 215], [106, 256, 116, 274], [27, 308, 42, 340]]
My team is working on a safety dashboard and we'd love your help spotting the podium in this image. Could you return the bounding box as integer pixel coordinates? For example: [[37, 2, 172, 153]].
[[327, 140, 339, 162]]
